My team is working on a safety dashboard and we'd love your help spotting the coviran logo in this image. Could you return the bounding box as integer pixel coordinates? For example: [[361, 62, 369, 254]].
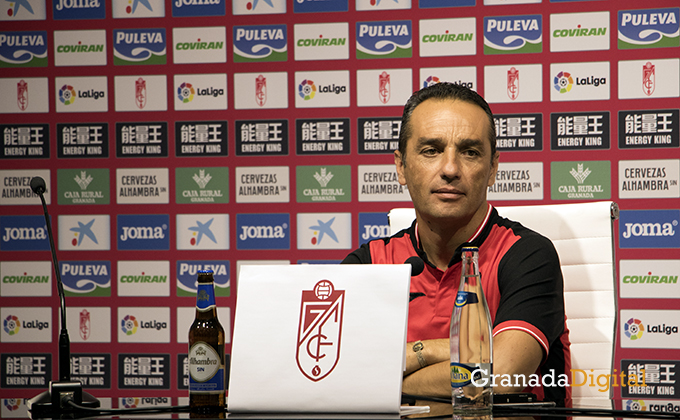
[[3, 314, 20, 335], [422, 31, 473, 44], [177, 82, 195, 103], [624, 317, 644, 340], [297, 35, 346, 47], [56, 41, 104, 54], [176, 38, 223, 51], [622, 272, 678, 284], [553, 25, 606, 38], [120, 271, 167, 283]]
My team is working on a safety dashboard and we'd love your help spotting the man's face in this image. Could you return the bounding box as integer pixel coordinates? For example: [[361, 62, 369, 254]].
[[395, 98, 499, 224]]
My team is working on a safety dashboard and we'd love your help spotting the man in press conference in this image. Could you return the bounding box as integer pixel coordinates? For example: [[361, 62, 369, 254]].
[[342, 82, 571, 408]]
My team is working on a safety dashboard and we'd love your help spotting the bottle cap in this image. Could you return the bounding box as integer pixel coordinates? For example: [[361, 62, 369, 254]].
[[198, 269, 214, 274]]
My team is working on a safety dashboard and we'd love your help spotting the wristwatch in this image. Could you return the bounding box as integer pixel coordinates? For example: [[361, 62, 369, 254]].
[[412, 341, 426, 368]]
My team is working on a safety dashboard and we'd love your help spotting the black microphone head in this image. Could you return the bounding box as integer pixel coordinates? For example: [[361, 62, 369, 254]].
[[405, 256, 425, 277], [30, 176, 46, 195]]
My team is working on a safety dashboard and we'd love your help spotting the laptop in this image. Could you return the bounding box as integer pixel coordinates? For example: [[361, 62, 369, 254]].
[[227, 264, 411, 414]]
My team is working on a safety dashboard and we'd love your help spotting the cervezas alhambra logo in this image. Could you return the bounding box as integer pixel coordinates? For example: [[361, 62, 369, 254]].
[[296, 280, 345, 382]]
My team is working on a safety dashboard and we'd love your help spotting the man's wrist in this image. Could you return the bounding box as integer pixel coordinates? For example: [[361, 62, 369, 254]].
[[412, 341, 427, 368]]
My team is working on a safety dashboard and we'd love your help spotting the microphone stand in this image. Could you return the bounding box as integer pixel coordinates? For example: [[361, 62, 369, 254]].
[[26, 177, 100, 418]]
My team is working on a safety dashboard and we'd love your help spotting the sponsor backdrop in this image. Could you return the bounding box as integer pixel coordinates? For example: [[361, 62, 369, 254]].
[[1, 0, 679, 413]]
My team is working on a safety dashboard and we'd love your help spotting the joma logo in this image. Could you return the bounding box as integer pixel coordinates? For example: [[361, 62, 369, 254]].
[[622, 222, 676, 238], [239, 225, 286, 240], [120, 226, 165, 241], [2, 227, 47, 242]]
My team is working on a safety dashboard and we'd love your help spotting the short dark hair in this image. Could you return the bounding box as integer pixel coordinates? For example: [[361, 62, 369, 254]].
[[398, 82, 497, 161]]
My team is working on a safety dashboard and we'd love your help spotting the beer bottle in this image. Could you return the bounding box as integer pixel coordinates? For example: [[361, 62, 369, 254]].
[[189, 270, 226, 414], [450, 246, 493, 413]]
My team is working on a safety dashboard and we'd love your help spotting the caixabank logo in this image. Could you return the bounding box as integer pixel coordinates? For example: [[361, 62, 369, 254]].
[[356, 0, 410, 11], [0, 31, 47, 67], [618, 8, 679, 49], [176, 260, 229, 297], [58, 215, 110, 251], [59, 261, 111, 297], [236, 213, 290, 250], [294, 0, 347, 13], [483, 14, 542, 54], [117, 307, 170, 343], [172, 0, 225, 17], [113, 29, 166, 65], [117, 214, 169, 251], [0, 0, 46, 21], [356, 20, 412, 59], [112, 0, 164, 18], [232, 0, 285, 15], [233, 24, 286, 62], [53, 0, 105, 20], [176, 214, 229, 250], [297, 212, 351, 250], [550, 62, 609, 102], [55, 76, 107, 113], [619, 209, 680, 249], [54, 30, 106, 67], [0, 215, 50, 251]]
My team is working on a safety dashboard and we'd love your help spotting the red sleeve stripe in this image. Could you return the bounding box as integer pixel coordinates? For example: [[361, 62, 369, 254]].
[[493, 320, 550, 356], [467, 203, 492, 243]]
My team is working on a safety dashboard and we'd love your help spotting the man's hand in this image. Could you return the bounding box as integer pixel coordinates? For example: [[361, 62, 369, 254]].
[[404, 338, 449, 376]]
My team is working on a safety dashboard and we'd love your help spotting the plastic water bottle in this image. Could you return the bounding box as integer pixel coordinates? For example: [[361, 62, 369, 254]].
[[450, 246, 493, 414]]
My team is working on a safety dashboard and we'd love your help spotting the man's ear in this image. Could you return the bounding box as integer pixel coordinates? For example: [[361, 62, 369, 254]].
[[487, 151, 500, 187], [394, 150, 407, 186]]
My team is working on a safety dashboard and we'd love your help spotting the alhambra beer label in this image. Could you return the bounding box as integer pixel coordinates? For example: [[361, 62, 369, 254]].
[[296, 280, 345, 382], [189, 341, 224, 393]]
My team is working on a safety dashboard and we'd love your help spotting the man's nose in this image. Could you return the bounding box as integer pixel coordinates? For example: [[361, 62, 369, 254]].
[[440, 150, 460, 180]]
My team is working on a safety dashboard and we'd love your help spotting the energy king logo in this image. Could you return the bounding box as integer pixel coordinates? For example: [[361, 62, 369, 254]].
[[0, 31, 47, 67], [356, 20, 412, 59], [233, 24, 287, 63], [172, 0, 225, 17], [618, 8, 680, 49], [0, 215, 50, 251], [619, 209, 680, 249], [484, 15, 542, 54], [113, 29, 166, 65], [117, 214, 169, 251], [177, 260, 229, 297], [624, 318, 644, 340], [60, 261, 111, 297], [236, 213, 290, 250]]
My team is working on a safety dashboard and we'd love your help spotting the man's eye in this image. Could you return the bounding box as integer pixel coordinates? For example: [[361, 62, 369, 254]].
[[421, 148, 438, 155]]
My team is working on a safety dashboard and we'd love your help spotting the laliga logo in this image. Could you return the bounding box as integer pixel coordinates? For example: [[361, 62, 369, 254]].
[[423, 75, 440, 88], [59, 84, 77, 105], [643, 62, 655, 96], [122, 397, 139, 409], [17, 80, 28, 111], [296, 280, 345, 382], [3, 315, 20, 336], [299, 79, 316, 100], [178, 82, 195, 103], [626, 400, 647, 412], [624, 317, 643, 340], [554, 71, 573, 94], [3, 399, 21, 411], [121, 314, 138, 335]]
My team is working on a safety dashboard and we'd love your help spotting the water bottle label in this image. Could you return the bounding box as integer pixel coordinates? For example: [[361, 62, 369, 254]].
[[196, 284, 216, 311], [454, 291, 479, 307], [189, 342, 224, 394], [450, 362, 474, 387]]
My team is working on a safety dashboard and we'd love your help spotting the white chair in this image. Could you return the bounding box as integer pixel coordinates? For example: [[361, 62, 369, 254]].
[[388, 201, 619, 410]]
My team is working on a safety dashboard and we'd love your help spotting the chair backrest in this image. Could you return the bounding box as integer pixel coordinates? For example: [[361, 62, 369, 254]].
[[388, 202, 618, 409]]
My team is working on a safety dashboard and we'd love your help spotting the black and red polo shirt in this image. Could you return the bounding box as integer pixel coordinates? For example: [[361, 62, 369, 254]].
[[342, 204, 571, 406]]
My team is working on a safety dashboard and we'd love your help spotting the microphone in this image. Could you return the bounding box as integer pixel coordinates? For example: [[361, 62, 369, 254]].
[[27, 176, 100, 417], [404, 256, 424, 277]]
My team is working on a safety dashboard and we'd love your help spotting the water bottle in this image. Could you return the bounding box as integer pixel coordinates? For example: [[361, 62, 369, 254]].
[[450, 246, 493, 413]]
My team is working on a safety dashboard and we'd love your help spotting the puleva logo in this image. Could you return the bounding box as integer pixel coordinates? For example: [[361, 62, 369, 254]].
[[298, 79, 316, 100], [0, 215, 50, 251], [618, 8, 680, 49], [121, 314, 138, 335], [60, 261, 111, 297], [554, 71, 574, 94], [117, 214, 169, 251], [172, 0, 225, 17], [233, 24, 287, 62], [176, 260, 229, 297], [296, 280, 345, 382], [0, 31, 47, 67], [59, 85, 76, 105], [484, 15, 542, 54], [3, 314, 20, 335], [356, 20, 412, 59], [624, 318, 644, 340], [236, 213, 290, 250], [113, 29, 166, 65], [177, 82, 195, 103]]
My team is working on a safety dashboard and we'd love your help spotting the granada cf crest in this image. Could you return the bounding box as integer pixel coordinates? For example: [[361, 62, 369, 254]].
[[379, 71, 390, 104], [296, 280, 345, 382], [17, 80, 28, 111], [256, 74, 267, 107], [507, 67, 519, 100], [642, 62, 655, 97], [79, 309, 91, 341], [135, 78, 147, 109]]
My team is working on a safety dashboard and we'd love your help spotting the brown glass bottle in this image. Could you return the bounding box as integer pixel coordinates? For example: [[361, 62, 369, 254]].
[[188, 270, 225, 414]]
